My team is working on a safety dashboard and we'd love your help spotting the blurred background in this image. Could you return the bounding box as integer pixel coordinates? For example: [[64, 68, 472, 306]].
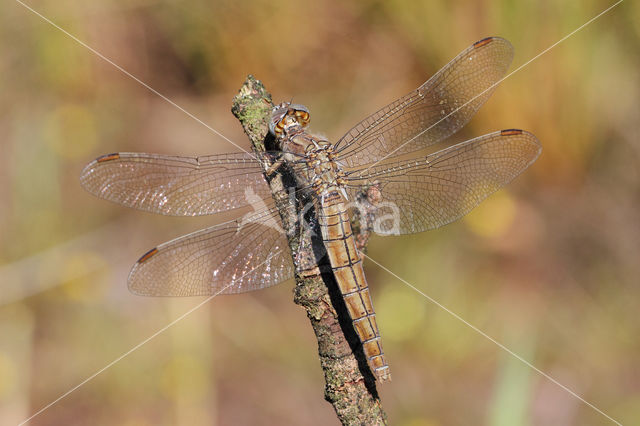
[[1, 0, 639, 424]]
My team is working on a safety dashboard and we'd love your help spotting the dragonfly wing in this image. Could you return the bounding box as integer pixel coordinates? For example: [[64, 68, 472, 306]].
[[336, 37, 514, 167], [80, 152, 272, 216], [128, 208, 293, 296], [345, 130, 541, 235]]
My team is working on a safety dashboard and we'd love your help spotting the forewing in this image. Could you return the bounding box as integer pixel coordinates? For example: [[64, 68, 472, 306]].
[[345, 130, 541, 235], [128, 208, 293, 296], [80, 152, 272, 216], [336, 37, 514, 167]]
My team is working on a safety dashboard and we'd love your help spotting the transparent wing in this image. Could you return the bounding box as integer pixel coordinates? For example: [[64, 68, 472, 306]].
[[345, 130, 541, 235], [80, 152, 272, 216], [128, 207, 293, 296], [335, 37, 514, 167]]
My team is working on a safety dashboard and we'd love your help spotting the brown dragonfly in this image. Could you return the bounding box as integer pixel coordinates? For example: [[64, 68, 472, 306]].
[[80, 37, 541, 382]]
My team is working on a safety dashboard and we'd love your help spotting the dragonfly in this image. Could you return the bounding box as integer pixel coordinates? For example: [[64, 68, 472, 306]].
[[80, 36, 541, 382]]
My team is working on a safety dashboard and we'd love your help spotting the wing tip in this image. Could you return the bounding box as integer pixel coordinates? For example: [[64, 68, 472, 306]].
[[96, 153, 120, 163], [472, 36, 514, 58], [79, 153, 120, 189], [127, 255, 153, 296], [137, 247, 159, 264], [473, 36, 495, 48], [500, 128, 543, 161], [500, 128, 523, 136], [126, 248, 159, 295], [501, 127, 542, 144], [473, 36, 511, 47]]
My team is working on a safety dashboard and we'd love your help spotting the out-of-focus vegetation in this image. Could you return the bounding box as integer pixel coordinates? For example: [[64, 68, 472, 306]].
[[1, 0, 639, 425]]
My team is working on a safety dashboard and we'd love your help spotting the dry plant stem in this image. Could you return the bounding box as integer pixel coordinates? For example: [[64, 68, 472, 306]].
[[231, 75, 387, 425]]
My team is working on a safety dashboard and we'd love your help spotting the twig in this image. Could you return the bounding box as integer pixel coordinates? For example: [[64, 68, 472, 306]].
[[231, 75, 387, 425]]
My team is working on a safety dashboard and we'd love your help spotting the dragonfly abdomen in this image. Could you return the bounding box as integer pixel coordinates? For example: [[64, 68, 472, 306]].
[[318, 189, 391, 382]]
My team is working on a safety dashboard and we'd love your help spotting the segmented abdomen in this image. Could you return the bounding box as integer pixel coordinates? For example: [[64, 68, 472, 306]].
[[318, 189, 391, 381]]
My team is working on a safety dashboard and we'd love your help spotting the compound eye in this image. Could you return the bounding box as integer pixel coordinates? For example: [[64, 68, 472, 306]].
[[295, 110, 310, 127], [269, 117, 285, 136], [269, 104, 290, 136], [288, 104, 310, 125], [269, 103, 311, 136]]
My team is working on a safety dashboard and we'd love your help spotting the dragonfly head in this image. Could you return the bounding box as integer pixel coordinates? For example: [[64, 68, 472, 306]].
[[269, 102, 310, 139]]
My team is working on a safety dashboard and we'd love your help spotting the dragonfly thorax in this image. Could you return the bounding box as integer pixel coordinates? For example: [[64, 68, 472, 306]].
[[301, 140, 347, 196]]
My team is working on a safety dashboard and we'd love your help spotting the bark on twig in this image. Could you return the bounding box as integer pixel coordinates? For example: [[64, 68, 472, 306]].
[[231, 75, 387, 425]]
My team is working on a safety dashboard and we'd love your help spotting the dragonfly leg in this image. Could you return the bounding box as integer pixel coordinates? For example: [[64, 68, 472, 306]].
[[265, 157, 284, 177]]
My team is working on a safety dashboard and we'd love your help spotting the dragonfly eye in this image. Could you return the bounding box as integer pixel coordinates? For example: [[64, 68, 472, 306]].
[[269, 103, 290, 136], [294, 110, 310, 127], [269, 103, 311, 137]]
